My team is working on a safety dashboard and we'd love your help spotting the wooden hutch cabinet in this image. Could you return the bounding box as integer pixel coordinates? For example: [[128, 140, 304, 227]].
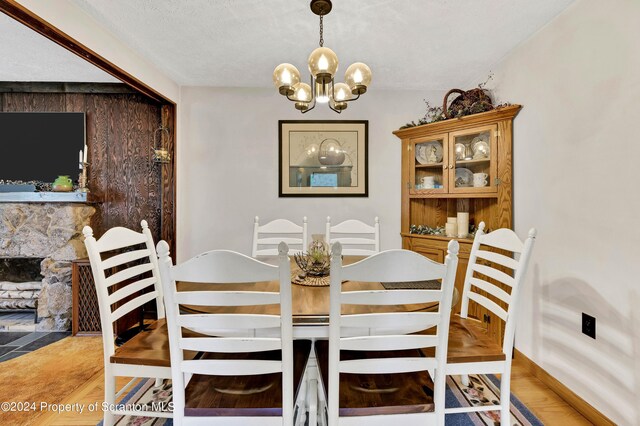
[[393, 105, 521, 343]]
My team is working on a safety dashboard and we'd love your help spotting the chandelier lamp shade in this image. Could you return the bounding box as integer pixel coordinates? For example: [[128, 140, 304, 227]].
[[272, 0, 372, 113]]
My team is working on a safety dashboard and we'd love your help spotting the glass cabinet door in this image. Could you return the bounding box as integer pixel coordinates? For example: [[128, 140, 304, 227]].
[[448, 125, 498, 194], [409, 134, 449, 194]]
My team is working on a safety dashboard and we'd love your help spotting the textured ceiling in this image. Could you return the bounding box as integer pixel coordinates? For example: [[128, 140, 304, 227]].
[[71, 0, 575, 90], [0, 13, 119, 83]]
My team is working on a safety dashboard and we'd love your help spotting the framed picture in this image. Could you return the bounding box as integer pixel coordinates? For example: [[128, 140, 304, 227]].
[[279, 120, 368, 197]]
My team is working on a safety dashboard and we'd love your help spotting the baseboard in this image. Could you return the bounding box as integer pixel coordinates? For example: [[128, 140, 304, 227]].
[[514, 349, 615, 425]]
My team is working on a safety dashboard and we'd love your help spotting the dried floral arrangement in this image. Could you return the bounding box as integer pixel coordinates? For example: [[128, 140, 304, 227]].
[[410, 224, 445, 236], [409, 224, 485, 238], [293, 240, 331, 277], [400, 74, 511, 129]]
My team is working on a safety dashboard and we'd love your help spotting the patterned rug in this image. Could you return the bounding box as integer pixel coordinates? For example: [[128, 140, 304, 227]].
[[446, 374, 543, 425], [103, 374, 543, 426]]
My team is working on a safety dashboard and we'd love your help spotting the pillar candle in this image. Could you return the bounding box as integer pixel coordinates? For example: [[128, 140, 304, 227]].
[[457, 212, 469, 238], [445, 222, 457, 237], [447, 217, 457, 224], [83, 144, 88, 163]]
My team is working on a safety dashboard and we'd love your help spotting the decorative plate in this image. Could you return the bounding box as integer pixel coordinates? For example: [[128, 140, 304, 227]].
[[455, 167, 474, 187], [471, 136, 490, 159], [415, 141, 443, 164]]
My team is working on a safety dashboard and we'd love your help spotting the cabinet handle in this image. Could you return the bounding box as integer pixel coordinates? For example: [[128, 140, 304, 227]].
[[449, 165, 454, 169]]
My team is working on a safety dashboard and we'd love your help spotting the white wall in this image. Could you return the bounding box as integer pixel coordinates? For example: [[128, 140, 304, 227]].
[[177, 87, 437, 260], [489, 0, 640, 423], [15, 0, 180, 102]]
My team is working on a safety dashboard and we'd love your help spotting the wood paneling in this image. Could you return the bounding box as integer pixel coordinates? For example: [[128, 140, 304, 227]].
[[0, 90, 174, 249], [160, 105, 176, 258]]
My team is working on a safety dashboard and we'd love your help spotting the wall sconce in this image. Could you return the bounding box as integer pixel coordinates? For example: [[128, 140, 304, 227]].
[[152, 126, 171, 164]]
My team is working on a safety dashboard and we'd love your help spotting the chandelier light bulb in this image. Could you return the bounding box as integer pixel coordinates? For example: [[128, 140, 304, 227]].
[[293, 83, 312, 103], [308, 47, 338, 84], [293, 82, 312, 111], [273, 63, 300, 95], [345, 62, 372, 95], [333, 83, 352, 102]]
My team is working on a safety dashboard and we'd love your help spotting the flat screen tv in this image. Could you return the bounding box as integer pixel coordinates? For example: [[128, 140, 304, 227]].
[[0, 112, 86, 182]]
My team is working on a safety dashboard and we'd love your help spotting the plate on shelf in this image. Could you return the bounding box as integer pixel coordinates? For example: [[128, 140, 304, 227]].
[[455, 167, 474, 187], [471, 135, 490, 159], [415, 141, 442, 164]]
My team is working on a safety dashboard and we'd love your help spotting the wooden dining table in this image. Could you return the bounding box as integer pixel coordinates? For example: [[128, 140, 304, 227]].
[[112, 256, 503, 368]]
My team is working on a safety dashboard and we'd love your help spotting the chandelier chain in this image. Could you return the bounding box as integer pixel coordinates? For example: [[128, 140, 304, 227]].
[[319, 15, 324, 47]]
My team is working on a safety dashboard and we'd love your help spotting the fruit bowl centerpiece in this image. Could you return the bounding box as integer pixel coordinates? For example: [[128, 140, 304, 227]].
[[294, 239, 331, 277]]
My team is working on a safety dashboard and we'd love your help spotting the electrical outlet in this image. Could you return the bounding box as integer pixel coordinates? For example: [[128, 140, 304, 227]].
[[582, 313, 596, 339]]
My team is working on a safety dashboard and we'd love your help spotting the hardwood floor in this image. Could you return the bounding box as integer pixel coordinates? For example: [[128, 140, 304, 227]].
[[32, 356, 592, 425], [510, 359, 593, 425]]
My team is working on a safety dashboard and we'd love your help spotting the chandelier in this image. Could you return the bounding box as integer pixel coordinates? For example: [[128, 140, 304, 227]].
[[272, 0, 372, 113]]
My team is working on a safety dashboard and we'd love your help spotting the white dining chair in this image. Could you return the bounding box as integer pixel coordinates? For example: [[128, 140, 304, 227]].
[[445, 222, 537, 425], [157, 240, 311, 426], [325, 216, 379, 256], [252, 216, 308, 257], [316, 241, 459, 426], [83, 221, 171, 426]]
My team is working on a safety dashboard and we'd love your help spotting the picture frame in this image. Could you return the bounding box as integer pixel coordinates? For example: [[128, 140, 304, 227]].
[[279, 120, 368, 197]]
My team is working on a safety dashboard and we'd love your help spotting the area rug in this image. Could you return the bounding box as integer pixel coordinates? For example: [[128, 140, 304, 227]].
[[105, 374, 543, 426], [0, 336, 103, 426], [446, 374, 543, 425]]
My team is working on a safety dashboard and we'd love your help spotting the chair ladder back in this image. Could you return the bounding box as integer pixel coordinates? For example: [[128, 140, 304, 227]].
[[460, 223, 486, 319], [142, 221, 165, 319], [252, 216, 308, 257], [171, 250, 280, 283], [92, 227, 148, 253], [462, 223, 517, 319], [341, 249, 446, 283], [461, 222, 538, 352], [500, 228, 537, 352], [327, 241, 459, 425], [325, 216, 380, 256], [82, 221, 162, 358], [157, 241, 295, 424]]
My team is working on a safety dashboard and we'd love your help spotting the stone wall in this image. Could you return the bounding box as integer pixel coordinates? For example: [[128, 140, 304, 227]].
[[0, 203, 95, 330]]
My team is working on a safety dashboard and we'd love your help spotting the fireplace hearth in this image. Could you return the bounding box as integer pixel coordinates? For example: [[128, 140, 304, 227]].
[[0, 202, 95, 331]]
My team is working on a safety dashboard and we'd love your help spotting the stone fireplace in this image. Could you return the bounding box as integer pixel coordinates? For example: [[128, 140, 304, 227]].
[[0, 201, 95, 331]]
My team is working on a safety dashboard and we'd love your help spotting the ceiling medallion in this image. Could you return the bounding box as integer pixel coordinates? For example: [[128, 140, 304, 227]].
[[272, 0, 372, 113]]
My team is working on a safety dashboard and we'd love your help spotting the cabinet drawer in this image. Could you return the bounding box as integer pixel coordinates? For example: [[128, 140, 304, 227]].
[[415, 247, 444, 263]]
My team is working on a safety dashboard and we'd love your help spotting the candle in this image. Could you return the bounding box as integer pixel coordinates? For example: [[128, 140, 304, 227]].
[[83, 144, 88, 163], [79, 150, 83, 169], [445, 222, 458, 237], [447, 217, 457, 224], [457, 212, 469, 238]]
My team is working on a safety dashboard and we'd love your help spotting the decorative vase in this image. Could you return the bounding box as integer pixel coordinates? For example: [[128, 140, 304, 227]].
[[52, 175, 73, 192]]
